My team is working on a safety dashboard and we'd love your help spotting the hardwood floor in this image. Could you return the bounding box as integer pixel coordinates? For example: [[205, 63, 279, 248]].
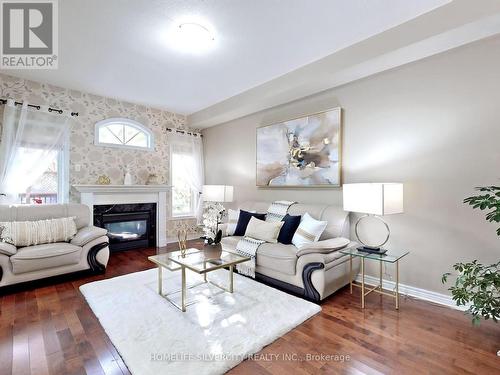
[[1, 241, 499, 375]]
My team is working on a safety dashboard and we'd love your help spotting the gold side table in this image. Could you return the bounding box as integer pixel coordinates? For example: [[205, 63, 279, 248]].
[[339, 247, 409, 310]]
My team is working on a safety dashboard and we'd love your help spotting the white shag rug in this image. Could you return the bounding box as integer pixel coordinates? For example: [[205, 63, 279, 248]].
[[80, 268, 321, 375]]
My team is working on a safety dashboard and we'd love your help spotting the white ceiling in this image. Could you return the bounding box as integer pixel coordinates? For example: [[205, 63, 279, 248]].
[[3, 0, 449, 115]]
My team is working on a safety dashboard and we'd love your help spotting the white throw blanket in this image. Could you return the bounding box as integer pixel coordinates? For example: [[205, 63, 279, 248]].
[[235, 236, 265, 277], [235, 200, 296, 277]]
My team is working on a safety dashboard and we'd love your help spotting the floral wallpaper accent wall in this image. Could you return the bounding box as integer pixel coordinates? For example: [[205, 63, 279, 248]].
[[0, 73, 199, 239]]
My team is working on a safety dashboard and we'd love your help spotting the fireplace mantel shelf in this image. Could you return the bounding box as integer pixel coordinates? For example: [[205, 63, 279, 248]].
[[73, 184, 172, 194]]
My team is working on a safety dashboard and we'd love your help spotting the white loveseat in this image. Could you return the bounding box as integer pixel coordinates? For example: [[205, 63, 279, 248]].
[[221, 201, 359, 302], [0, 204, 110, 290]]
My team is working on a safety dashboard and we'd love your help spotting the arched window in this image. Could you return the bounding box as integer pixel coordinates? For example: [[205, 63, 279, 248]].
[[95, 118, 153, 150]]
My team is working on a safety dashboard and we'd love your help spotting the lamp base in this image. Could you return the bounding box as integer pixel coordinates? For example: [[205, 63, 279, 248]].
[[354, 214, 391, 253], [357, 246, 387, 255]]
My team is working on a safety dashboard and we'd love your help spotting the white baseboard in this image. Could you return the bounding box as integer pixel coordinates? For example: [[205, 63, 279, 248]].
[[354, 274, 467, 311]]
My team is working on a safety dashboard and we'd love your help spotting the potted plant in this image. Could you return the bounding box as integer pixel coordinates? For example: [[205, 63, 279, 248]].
[[442, 186, 500, 325], [201, 202, 224, 245]]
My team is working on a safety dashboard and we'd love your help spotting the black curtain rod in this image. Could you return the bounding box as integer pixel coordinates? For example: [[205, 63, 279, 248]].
[[0, 98, 79, 117], [166, 127, 202, 137]]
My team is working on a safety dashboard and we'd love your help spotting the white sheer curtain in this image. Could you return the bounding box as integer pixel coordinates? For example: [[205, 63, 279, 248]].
[[169, 132, 205, 224], [0, 100, 70, 204]]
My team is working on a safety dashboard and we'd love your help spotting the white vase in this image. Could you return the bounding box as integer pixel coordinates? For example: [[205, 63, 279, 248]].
[[124, 170, 133, 185]]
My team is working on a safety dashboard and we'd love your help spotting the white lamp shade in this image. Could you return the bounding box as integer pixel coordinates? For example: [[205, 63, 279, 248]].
[[202, 185, 234, 202], [343, 183, 403, 215]]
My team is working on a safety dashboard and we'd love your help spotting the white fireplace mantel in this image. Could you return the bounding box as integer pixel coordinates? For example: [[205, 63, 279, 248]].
[[73, 184, 171, 247], [73, 184, 172, 193]]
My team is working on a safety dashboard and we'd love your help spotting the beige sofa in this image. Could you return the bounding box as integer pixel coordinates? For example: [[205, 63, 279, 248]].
[[221, 201, 359, 302], [0, 204, 110, 290]]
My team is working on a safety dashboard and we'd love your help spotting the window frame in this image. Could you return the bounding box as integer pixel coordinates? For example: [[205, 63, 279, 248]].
[[170, 148, 196, 218], [58, 140, 70, 203], [94, 118, 154, 151]]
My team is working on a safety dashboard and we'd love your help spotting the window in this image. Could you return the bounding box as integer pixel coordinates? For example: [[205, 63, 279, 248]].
[[169, 134, 204, 220], [95, 118, 153, 150], [171, 152, 195, 217], [12, 145, 68, 204], [19, 150, 57, 204], [15, 145, 69, 204], [0, 103, 69, 205]]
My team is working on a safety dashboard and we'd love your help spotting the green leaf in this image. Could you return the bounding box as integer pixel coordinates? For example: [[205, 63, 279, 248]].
[[464, 185, 500, 238], [442, 273, 451, 284]]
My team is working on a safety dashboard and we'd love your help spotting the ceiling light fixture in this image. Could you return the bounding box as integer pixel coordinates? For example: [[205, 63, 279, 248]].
[[169, 21, 215, 53]]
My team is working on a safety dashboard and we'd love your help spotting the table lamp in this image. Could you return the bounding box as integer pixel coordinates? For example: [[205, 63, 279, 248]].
[[343, 183, 403, 254], [202, 185, 234, 203], [202, 185, 234, 245]]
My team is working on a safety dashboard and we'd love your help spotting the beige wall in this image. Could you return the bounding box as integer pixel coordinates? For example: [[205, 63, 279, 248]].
[[0, 74, 197, 238], [202, 36, 500, 294]]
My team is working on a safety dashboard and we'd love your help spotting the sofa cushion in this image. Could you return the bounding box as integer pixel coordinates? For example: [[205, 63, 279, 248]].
[[71, 226, 108, 246], [257, 242, 298, 275], [0, 217, 77, 247], [234, 210, 266, 236], [10, 243, 81, 274], [277, 214, 301, 245], [221, 236, 298, 275], [221, 235, 241, 250]]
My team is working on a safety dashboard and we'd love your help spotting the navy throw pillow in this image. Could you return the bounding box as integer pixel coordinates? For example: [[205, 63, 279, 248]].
[[233, 210, 266, 236], [278, 214, 301, 245]]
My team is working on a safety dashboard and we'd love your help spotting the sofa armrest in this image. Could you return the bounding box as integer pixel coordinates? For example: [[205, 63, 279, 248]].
[[296, 237, 350, 257], [71, 226, 108, 247], [0, 241, 16, 256]]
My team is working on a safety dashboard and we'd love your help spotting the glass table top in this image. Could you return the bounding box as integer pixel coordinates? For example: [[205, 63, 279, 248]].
[[148, 248, 250, 274], [339, 247, 409, 263]]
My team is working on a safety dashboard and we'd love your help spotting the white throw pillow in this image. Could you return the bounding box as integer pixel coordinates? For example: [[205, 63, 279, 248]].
[[0, 217, 77, 247], [244, 216, 284, 243], [292, 213, 328, 248], [226, 209, 240, 236]]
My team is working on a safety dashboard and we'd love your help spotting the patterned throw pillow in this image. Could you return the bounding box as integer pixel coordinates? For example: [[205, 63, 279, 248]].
[[291, 213, 328, 248], [0, 217, 77, 247], [0, 224, 12, 244]]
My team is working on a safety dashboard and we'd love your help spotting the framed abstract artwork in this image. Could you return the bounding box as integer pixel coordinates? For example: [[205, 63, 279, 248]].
[[256, 107, 342, 187]]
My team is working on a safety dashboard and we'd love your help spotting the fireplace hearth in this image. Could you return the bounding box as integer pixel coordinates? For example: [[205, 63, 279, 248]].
[[94, 203, 156, 251]]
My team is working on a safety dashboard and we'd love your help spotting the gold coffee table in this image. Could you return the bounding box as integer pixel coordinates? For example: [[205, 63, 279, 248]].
[[148, 249, 250, 312]]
